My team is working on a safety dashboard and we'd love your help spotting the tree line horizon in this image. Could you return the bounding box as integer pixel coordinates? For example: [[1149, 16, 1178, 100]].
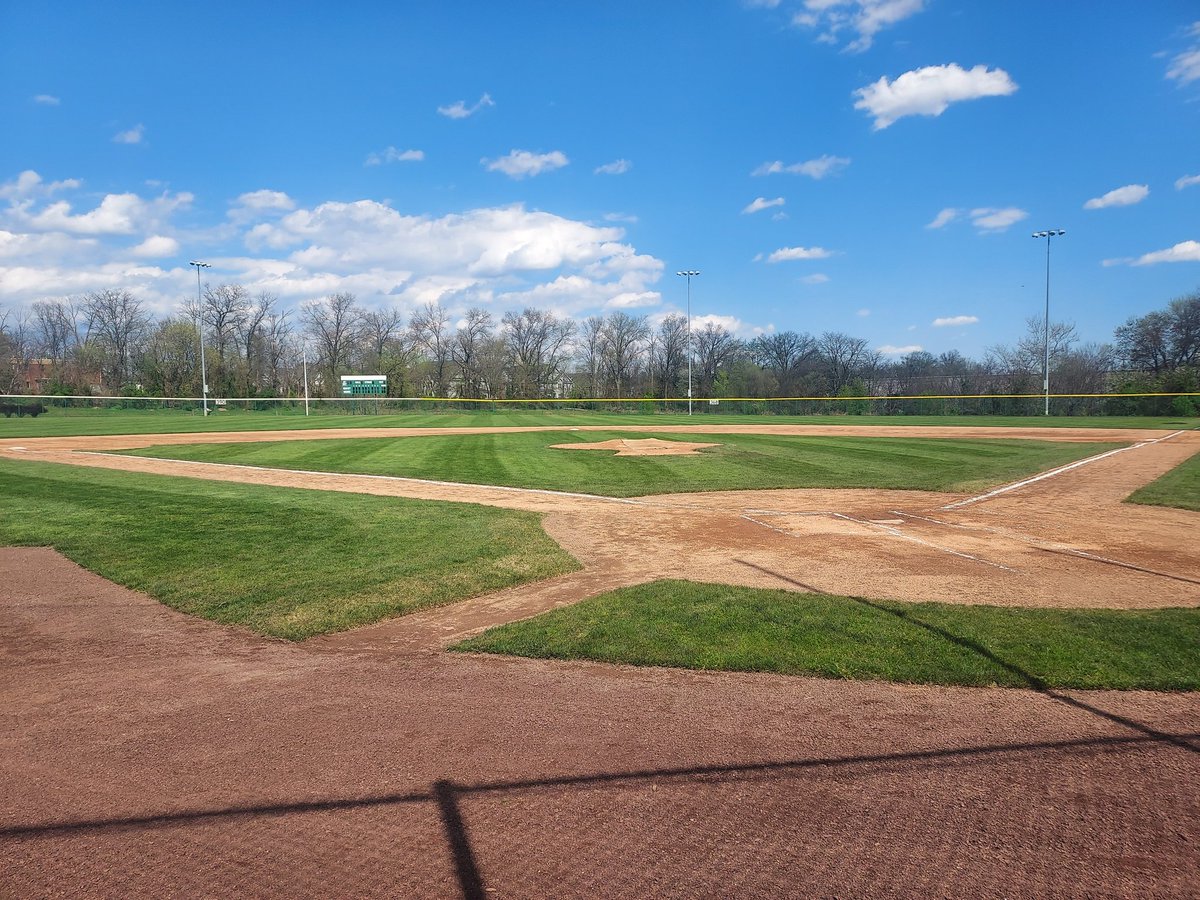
[[1, 286, 1197, 415]]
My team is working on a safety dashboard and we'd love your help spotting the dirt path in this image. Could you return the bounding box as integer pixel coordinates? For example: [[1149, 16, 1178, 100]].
[[2, 548, 1198, 898]]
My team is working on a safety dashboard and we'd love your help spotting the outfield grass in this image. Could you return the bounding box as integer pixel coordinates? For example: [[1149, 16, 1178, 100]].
[[1, 406, 1195, 438], [454, 580, 1200, 691], [126, 432, 1125, 497], [0, 458, 578, 640], [1127, 449, 1200, 512]]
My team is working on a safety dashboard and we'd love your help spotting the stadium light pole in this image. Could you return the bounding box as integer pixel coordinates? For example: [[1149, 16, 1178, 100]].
[[676, 270, 700, 415], [189, 261, 211, 416], [1031, 230, 1065, 416]]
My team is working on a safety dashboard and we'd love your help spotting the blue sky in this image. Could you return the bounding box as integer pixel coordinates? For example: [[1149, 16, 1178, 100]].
[[2, 1, 1198, 359]]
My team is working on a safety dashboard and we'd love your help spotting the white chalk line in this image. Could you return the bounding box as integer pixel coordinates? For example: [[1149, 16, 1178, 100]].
[[941, 430, 1186, 510], [832, 512, 1017, 572], [78, 451, 645, 506], [891, 509, 1200, 586], [738, 508, 1016, 572]]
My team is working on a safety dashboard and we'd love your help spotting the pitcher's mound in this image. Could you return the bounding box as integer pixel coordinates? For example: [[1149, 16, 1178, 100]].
[[551, 438, 719, 456]]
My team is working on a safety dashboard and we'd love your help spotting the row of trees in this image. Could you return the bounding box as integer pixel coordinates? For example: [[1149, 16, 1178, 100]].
[[3, 285, 1197, 407]]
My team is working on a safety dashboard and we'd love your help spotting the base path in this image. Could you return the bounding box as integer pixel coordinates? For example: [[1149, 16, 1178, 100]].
[[2, 548, 1198, 898]]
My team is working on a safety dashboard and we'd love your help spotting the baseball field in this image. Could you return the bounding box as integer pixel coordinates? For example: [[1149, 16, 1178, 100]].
[[2, 412, 1198, 896]]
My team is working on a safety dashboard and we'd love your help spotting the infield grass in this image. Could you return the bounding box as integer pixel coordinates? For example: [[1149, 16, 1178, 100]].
[[0, 458, 577, 640], [125, 432, 1126, 497], [1, 407, 1194, 438], [1127, 449, 1200, 512], [454, 580, 1200, 691]]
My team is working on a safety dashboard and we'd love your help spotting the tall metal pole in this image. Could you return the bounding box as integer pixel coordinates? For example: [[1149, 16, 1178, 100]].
[[676, 270, 700, 416], [189, 261, 211, 416], [302, 342, 310, 416], [1031, 231, 1065, 417]]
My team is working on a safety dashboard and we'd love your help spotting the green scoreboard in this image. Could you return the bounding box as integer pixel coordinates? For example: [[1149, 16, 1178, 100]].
[[340, 375, 387, 396]]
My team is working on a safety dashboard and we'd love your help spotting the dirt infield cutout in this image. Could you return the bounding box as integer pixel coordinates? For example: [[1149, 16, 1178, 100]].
[[551, 437, 719, 456]]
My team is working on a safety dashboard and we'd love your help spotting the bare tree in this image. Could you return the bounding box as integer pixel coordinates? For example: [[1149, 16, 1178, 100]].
[[988, 317, 1078, 375], [694, 321, 741, 396], [237, 291, 276, 395], [647, 314, 688, 398], [503, 307, 576, 399], [1116, 292, 1200, 373], [82, 289, 152, 389], [599, 312, 650, 399], [816, 331, 873, 393], [409, 302, 452, 395], [452, 308, 494, 398], [748, 330, 816, 395], [576, 316, 606, 398], [302, 292, 363, 391]]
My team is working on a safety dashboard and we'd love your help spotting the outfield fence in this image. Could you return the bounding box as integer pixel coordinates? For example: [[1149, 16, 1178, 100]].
[[2, 391, 1198, 419]]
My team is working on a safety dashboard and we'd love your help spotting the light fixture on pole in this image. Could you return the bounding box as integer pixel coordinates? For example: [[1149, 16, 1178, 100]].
[[189, 261, 211, 416], [676, 270, 700, 416], [1030, 230, 1065, 416]]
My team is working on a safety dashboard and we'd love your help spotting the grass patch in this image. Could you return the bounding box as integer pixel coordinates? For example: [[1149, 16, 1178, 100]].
[[1127, 450, 1200, 512], [454, 580, 1200, 691], [126, 432, 1124, 497], [0, 458, 577, 640], [1, 408, 1194, 438]]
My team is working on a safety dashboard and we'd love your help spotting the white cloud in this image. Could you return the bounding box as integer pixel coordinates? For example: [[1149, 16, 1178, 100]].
[[6, 190, 192, 236], [877, 344, 923, 355], [1167, 23, 1200, 85], [742, 196, 786, 214], [692, 313, 746, 334], [603, 212, 639, 223], [233, 190, 295, 214], [0, 170, 667, 323], [227, 190, 296, 225], [113, 124, 145, 144], [0, 170, 81, 201], [32, 94, 60, 105], [1175, 174, 1200, 190], [365, 147, 424, 166], [762, 245, 833, 262], [437, 92, 494, 119], [801, 273, 829, 284], [932, 315, 978, 327], [752, 155, 850, 178], [792, 0, 926, 52], [1083, 184, 1149, 210], [856, 308, 870, 317], [926, 207, 960, 229], [1130, 240, 1200, 266], [969, 207, 1027, 232], [131, 235, 180, 258], [853, 63, 1017, 129], [483, 149, 569, 179], [594, 159, 631, 175]]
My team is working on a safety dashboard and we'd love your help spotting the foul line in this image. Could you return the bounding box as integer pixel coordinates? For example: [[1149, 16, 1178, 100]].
[[738, 510, 1015, 572], [78, 452, 643, 506], [941, 430, 1186, 510]]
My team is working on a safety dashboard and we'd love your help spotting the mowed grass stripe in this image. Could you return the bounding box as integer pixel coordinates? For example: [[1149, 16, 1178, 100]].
[[2, 409, 1195, 438], [124, 432, 1125, 497], [1127, 449, 1200, 511], [0, 458, 578, 640], [454, 580, 1200, 691]]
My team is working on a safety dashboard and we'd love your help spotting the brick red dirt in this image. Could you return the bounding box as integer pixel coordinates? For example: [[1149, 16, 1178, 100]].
[[2, 548, 1199, 898], [2, 423, 1199, 896]]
